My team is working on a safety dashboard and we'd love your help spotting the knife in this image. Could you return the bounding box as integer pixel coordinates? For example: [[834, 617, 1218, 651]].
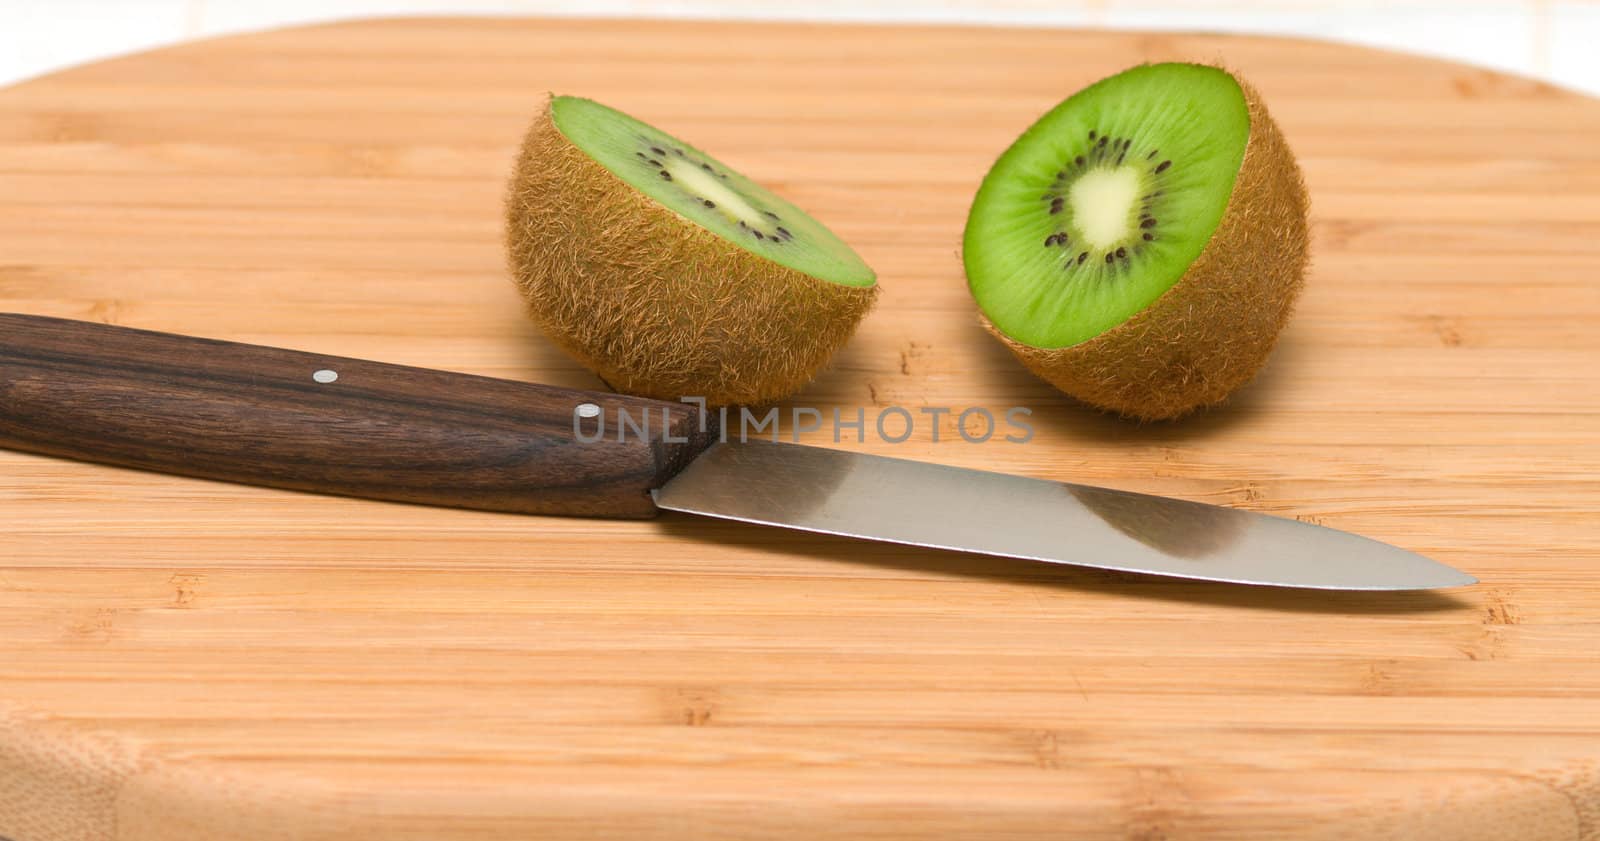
[[0, 313, 1473, 590]]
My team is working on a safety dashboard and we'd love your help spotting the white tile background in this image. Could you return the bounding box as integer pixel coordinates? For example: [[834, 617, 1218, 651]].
[[2, 0, 1598, 95]]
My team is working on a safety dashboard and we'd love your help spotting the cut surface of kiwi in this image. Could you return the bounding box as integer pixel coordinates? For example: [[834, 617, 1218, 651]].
[[963, 63, 1309, 421], [507, 96, 877, 406], [549, 96, 874, 288], [966, 64, 1249, 349]]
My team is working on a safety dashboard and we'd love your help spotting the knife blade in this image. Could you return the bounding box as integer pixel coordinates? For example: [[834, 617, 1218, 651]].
[[654, 440, 1474, 590], [0, 313, 1473, 590]]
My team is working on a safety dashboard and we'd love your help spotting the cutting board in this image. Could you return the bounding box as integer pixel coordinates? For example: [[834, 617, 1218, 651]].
[[1, 16, 1597, 841]]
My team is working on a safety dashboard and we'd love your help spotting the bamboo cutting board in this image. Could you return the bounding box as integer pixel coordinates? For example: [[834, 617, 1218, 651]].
[[1, 16, 1598, 841]]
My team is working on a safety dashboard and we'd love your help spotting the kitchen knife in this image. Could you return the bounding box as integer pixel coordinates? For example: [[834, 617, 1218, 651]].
[[0, 313, 1474, 590]]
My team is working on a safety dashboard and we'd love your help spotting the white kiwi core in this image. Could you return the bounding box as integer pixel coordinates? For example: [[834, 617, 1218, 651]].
[[664, 156, 767, 228], [1068, 166, 1141, 250]]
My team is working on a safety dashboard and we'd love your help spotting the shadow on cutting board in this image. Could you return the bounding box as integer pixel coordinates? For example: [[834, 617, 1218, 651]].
[[652, 513, 1471, 615]]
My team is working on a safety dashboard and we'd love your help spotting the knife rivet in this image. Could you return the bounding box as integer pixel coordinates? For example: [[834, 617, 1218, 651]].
[[575, 402, 601, 419], [312, 369, 338, 384]]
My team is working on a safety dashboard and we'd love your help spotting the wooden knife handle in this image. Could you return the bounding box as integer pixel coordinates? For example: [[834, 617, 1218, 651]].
[[0, 313, 719, 518]]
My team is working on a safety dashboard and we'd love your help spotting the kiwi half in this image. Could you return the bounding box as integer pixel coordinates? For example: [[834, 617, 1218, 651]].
[[964, 64, 1309, 421], [507, 96, 877, 406]]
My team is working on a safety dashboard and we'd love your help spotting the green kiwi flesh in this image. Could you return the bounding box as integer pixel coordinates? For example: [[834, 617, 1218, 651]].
[[549, 96, 874, 287], [966, 64, 1250, 349]]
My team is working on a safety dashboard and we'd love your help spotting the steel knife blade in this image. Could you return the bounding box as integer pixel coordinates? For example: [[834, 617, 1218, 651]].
[[654, 440, 1474, 590]]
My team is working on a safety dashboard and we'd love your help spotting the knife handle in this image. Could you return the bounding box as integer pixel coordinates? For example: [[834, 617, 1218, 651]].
[[0, 313, 718, 518]]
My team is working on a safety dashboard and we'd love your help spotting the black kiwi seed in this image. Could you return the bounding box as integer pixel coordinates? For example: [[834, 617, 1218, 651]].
[[1116, 247, 1127, 259], [1155, 160, 1172, 174], [1104, 253, 1114, 264], [1077, 252, 1088, 264], [1089, 130, 1097, 139], [1074, 156, 1085, 167], [703, 200, 715, 208], [659, 170, 672, 180], [1140, 218, 1157, 228], [753, 230, 764, 240], [776, 226, 791, 239], [763, 210, 780, 221], [650, 146, 666, 156], [1143, 233, 1154, 241]]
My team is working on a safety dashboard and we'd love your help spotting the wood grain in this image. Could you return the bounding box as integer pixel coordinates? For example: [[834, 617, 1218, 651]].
[[0, 16, 1597, 841], [0, 313, 713, 518]]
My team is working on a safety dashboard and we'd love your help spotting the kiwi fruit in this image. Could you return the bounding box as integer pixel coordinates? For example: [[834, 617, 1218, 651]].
[[963, 63, 1309, 421], [507, 96, 877, 406]]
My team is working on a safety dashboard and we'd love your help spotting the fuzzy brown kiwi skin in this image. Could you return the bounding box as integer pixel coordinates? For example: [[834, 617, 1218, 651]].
[[985, 76, 1310, 422], [505, 98, 877, 407]]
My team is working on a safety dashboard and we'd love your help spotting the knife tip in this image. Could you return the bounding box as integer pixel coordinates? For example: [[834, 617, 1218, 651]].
[[1392, 566, 1477, 591], [1445, 571, 1479, 588]]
